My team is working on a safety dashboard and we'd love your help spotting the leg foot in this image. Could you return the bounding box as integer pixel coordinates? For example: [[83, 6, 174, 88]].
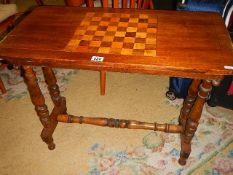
[[178, 157, 187, 166], [178, 138, 191, 165], [48, 143, 56, 150]]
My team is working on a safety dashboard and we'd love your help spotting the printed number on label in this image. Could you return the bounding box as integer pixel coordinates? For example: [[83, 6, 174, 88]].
[[91, 56, 104, 62], [224, 66, 233, 70]]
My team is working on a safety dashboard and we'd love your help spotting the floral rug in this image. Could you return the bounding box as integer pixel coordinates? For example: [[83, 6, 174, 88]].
[[87, 104, 233, 175], [0, 68, 232, 174], [0, 67, 78, 101]]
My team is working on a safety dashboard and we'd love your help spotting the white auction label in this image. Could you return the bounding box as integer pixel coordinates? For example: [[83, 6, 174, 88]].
[[91, 56, 104, 62], [224, 65, 233, 70]]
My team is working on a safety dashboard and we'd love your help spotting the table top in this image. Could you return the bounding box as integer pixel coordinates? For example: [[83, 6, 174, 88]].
[[0, 6, 232, 79]]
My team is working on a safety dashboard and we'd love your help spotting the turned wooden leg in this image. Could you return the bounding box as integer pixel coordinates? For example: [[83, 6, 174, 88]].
[[100, 71, 106, 96], [42, 67, 67, 148], [179, 79, 201, 128], [42, 67, 66, 108], [23, 66, 55, 150], [178, 80, 212, 165], [178, 79, 201, 165]]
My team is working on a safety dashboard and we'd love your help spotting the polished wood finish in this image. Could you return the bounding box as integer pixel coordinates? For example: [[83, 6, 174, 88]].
[[57, 114, 182, 133], [0, 6, 232, 166], [0, 7, 232, 79]]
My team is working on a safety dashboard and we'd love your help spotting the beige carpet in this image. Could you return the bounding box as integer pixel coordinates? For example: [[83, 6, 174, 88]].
[[0, 71, 172, 174], [0, 70, 232, 174], [1, 1, 233, 174]]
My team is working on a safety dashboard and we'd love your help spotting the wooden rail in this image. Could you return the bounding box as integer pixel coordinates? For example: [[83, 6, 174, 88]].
[[57, 114, 182, 133]]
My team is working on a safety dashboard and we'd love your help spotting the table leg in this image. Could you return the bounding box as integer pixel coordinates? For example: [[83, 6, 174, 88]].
[[179, 79, 201, 128], [42, 67, 66, 109], [100, 71, 106, 96], [23, 66, 55, 150], [42, 67, 67, 147], [178, 80, 212, 165]]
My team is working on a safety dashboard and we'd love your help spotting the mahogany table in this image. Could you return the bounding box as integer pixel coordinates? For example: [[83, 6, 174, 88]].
[[0, 6, 232, 166]]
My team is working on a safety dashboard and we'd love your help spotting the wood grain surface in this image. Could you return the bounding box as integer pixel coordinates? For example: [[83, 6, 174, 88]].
[[0, 6, 232, 79]]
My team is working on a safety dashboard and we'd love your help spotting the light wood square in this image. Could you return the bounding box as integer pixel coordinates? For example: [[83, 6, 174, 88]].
[[121, 48, 133, 55], [100, 21, 109, 26], [133, 43, 145, 50], [124, 37, 135, 43], [127, 27, 137, 32], [118, 22, 128, 27], [82, 35, 93, 41], [103, 36, 114, 42], [89, 41, 101, 47], [107, 26, 118, 31], [109, 48, 122, 54], [112, 42, 123, 48], [136, 32, 147, 38], [138, 23, 148, 28], [98, 47, 110, 53], [87, 25, 98, 31], [129, 18, 139, 23], [146, 38, 157, 44], [95, 31, 106, 36], [65, 39, 79, 49], [139, 14, 149, 19], [115, 31, 126, 37]]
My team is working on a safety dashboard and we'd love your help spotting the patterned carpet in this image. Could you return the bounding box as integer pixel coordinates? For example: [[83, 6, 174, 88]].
[[0, 1, 232, 174], [0, 67, 78, 101], [86, 105, 233, 175], [0, 68, 232, 175]]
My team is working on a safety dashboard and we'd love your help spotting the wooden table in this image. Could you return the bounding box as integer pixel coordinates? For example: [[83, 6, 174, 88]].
[[0, 6, 232, 166]]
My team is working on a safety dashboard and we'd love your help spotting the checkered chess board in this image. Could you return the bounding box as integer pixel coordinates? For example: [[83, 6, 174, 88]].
[[65, 12, 158, 57]]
